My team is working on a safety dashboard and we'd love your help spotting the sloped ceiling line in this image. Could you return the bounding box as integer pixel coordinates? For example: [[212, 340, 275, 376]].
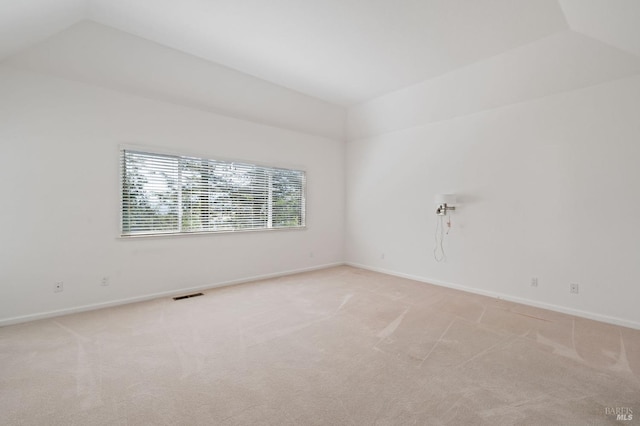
[[1, 0, 639, 106]]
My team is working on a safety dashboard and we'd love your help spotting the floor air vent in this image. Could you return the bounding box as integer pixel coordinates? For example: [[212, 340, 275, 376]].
[[173, 292, 204, 301]]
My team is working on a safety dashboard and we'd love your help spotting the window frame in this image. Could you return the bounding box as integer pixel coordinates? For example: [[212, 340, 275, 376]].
[[119, 145, 307, 238]]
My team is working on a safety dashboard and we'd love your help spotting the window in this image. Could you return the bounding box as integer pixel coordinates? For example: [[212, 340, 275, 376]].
[[121, 149, 306, 236]]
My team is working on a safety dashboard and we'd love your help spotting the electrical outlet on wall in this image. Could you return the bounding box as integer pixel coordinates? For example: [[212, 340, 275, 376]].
[[531, 277, 538, 287], [54, 281, 63, 293], [101, 276, 110, 286], [570, 283, 579, 294]]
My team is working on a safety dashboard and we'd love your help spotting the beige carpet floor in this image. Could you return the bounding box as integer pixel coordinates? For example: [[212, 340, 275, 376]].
[[1, 266, 639, 425]]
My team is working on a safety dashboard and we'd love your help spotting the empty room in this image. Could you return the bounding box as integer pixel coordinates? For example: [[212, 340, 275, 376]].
[[1, 0, 639, 424]]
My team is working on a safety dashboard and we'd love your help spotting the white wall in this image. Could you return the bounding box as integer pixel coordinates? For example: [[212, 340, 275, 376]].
[[5, 21, 346, 141], [0, 66, 345, 324], [4, 21, 640, 330], [346, 73, 640, 328], [348, 31, 640, 141]]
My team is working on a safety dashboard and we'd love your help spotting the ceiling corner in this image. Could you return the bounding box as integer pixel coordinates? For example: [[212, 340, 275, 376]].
[[558, 0, 640, 58], [0, 0, 87, 62]]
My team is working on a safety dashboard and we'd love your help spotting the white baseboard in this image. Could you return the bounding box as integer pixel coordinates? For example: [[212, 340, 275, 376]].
[[0, 262, 344, 327], [346, 262, 640, 330], [5, 261, 638, 331]]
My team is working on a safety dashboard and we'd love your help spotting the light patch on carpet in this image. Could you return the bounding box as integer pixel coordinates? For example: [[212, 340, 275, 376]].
[[337, 294, 353, 312], [377, 307, 410, 340], [606, 331, 632, 374], [536, 332, 582, 363]]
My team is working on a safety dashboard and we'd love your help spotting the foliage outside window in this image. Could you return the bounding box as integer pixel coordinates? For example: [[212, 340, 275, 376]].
[[121, 149, 306, 236]]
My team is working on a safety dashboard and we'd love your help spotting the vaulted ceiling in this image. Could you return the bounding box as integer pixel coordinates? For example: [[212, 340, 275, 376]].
[[1, 0, 639, 106]]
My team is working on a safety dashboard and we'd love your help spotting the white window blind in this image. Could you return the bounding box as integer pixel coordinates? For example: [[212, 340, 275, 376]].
[[121, 149, 306, 236]]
